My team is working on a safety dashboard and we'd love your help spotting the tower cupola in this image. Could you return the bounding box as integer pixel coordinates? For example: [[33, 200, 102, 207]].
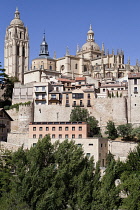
[[39, 33, 49, 57]]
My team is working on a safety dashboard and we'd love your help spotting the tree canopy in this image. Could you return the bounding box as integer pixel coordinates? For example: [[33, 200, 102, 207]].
[[1, 136, 140, 209], [70, 107, 100, 136]]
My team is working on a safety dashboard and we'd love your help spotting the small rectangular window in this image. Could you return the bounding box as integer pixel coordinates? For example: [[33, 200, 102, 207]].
[[79, 127, 82, 131], [72, 134, 75, 138], [79, 134, 82, 138], [72, 127, 75, 131], [65, 134, 68, 139], [33, 134, 36, 138], [52, 134, 55, 138], [89, 143, 93, 146], [86, 153, 90, 157], [65, 127, 68, 131], [52, 127, 55, 131], [33, 127, 36, 131], [46, 127, 49, 131], [134, 79, 137, 85], [59, 134, 62, 138], [33, 143, 36, 147], [59, 127, 62, 131], [39, 127, 43, 131], [39, 134, 42, 139]]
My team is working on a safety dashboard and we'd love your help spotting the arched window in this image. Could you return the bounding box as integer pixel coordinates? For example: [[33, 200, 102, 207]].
[[20, 32, 22, 39], [106, 72, 113, 78], [50, 65, 52, 70], [75, 64, 78, 69], [96, 73, 101, 79]]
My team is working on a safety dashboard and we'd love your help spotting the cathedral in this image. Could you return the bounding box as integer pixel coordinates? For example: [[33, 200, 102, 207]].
[[4, 8, 140, 85]]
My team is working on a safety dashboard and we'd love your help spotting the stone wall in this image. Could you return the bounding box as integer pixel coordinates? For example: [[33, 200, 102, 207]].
[[34, 98, 127, 133], [7, 104, 33, 133], [108, 140, 137, 161]]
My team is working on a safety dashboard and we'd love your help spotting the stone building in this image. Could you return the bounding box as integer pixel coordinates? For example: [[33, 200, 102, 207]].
[[4, 8, 29, 84], [128, 73, 140, 127], [0, 108, 13, 141]]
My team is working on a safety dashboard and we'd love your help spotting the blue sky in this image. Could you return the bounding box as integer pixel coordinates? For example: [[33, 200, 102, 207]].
[[0, 0, 140, 67]]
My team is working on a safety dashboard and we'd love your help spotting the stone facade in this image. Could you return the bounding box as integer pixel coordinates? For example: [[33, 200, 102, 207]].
[[108, 140, 137, 161]]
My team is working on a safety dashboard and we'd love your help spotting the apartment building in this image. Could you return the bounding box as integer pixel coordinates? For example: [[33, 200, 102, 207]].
[[29, 121, 89, 140]]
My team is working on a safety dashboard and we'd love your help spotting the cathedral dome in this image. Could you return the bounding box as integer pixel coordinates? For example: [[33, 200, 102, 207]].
[[10, 19, 24, 26], [82, 41, 100, 51], [10, 8, 24, 26]]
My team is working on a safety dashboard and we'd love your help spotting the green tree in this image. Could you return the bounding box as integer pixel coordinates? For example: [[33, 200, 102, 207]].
[[87, 116, 100, 136], [117, 123, 133, 140], [119, 144, 140, 209], [131, 126, 140, 141], [105, 121, 118, 140], [99, 154, 121, 210], [70, 106, 89, 122], [70, 107, 100, 136]]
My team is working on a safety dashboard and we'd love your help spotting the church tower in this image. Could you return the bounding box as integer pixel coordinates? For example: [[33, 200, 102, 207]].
[[4, 8, 29, 84]]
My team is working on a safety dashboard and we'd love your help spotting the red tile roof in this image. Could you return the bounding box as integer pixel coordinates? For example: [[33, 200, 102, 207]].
[[75, 77, 86, 81]]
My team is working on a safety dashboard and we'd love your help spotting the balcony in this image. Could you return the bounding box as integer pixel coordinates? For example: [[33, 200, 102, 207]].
[[134, 91, 138, 94], [65, 104, 70, 107], [80, 104, 84, 107], [87, 104, 91, 107]]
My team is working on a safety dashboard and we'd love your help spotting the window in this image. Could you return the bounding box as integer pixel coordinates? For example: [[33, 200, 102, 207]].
[[88, 93, 90, 98], [65, 134, 68, 139], [72, 93, 84, 99], [33, 143, 36, 147], [39, 134, 42, 139], [72, 134, 75, 138], [101, 143, 103, 147], [78, 134, 82, 138], [52, 127, 55, 131], [52, 134, 55, 138], [50, 65, 52, 70], [73, 101, 76, 106], [80, 100, 83, 106], [65, 127, 69, 131], [134, 79, 137, 85], [134, 87, 138, 93], [46, 127, 49, 131], [42, 94, 45, 99], [51, 94, 56, 99], [111, 88, 114, 90], [77, 143, 82, 147], [42, 86, 45, 91], [39, 127, 43, 131], [59, 134, 62, 138], [79, 127, 82, 131], [86, 153, 90, 158], [103, 89, 105, 92], [56, 87, 59, 91], [33, 127, 36, 131], [87, 100, 91, 106], [36, 87, 39, 91], [72, 127, 75, 131], [59, 127, 62, 131], [33, 134, 36, 138], [75, 64, 78, 69], [66, 94, 69, 99], [89, 143, 93, 146]]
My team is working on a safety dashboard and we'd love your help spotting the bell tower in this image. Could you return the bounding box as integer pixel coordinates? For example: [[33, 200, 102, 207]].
[[4, 8, 29, 84]]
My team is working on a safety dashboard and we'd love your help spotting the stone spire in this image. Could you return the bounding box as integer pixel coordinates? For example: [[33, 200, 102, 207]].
[[39, 32, 49, 56], [15, 7, 20, 19]]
